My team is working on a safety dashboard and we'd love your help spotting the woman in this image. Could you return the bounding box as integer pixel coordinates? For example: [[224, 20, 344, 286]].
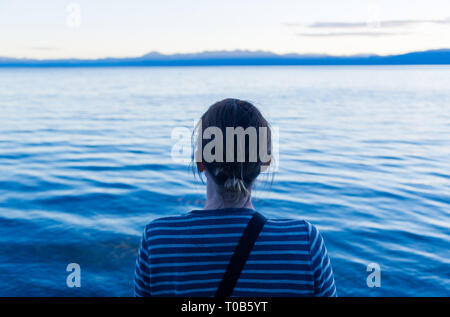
[[135, 98, 337, 297]]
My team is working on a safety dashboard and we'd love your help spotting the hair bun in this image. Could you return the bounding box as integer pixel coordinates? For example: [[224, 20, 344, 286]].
[[223, 177, 249, 196]]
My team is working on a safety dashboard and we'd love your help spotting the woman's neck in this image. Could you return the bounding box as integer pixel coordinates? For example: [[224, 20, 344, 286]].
[[203, 172, 254, 210]]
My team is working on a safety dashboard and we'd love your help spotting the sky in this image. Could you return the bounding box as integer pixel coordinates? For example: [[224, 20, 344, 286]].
[[1, 0, 450, 59]]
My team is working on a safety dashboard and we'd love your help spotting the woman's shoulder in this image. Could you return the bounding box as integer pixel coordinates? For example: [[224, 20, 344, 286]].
[[264, 216, 314, 229], [142, 213, 193, 233], [264, 217, 324, 241]]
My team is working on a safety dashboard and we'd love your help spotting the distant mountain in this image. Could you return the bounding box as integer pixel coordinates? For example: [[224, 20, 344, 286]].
[[1, 49, 450, 67], [140, 50, 280, 60]]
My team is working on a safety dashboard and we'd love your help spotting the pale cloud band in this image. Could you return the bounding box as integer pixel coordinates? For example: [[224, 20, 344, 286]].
[[296, 31, 410, 37], [285, 17, 450, 29], [286, 17, 450, 38]]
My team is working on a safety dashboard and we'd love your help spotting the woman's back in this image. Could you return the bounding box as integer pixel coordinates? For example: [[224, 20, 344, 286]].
[[135, 99, 337, 296], [135, 208, 337, 297]]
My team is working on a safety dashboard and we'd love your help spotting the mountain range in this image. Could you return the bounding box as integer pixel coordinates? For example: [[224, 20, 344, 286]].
[[1, 49, 450, 67]]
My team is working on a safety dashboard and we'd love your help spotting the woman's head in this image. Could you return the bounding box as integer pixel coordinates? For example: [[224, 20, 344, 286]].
[[193, 98, 272, 202]]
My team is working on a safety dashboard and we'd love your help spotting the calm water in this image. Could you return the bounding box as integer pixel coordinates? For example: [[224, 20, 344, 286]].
[[0, 66, 449, 296]]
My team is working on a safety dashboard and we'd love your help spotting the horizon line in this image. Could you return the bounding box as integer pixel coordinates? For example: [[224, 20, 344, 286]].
[[1, 48, 450, 67]]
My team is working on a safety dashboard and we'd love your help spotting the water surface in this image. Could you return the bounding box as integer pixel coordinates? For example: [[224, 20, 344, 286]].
[[0, 66, 449, 296]]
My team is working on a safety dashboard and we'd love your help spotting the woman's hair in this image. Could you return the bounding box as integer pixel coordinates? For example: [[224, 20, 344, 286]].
[[192, 98, 272, 202]]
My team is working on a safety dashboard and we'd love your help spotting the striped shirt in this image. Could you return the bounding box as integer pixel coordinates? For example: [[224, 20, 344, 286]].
[[135, 208, 337, 297]]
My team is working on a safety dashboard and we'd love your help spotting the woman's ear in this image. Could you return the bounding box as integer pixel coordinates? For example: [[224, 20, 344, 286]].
[[196, 161, 205, 172], [260, 159, 271, 173]]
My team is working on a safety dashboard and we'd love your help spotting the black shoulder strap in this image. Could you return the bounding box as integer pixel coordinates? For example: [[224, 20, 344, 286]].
[[215, 211, 267, 297]]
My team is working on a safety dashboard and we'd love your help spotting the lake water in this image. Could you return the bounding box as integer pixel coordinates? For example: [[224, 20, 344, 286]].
[[0, 66, 449, 296]]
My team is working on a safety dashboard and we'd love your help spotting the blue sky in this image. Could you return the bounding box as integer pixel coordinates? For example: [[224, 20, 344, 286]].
[[1, 0, 450, 59]]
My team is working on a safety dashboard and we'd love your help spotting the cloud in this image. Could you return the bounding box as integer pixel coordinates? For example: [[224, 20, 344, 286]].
[[285, 17, 450, 38], [306, 22, 368, 28], [284, 17, 450, 29]]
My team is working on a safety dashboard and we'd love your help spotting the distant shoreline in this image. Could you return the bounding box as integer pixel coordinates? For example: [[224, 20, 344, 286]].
[[1, 63, 450, 68], [1, 49, 450, 67]]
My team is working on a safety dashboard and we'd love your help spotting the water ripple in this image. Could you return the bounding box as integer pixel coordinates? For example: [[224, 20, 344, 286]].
[[0, 66, 449, 296]]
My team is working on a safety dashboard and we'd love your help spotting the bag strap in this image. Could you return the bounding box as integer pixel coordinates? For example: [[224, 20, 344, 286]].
[[215, 211, 267, 297]]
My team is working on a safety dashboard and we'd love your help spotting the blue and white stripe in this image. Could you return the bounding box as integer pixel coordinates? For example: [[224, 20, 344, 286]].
[[135, 208, 337, 297]]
